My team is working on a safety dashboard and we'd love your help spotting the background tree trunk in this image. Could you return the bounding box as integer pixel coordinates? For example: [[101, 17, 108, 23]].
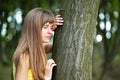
[[52, 0, 100, 80]]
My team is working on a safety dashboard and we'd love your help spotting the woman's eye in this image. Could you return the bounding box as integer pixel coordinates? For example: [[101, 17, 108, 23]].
[[43, 25, 48, 29]]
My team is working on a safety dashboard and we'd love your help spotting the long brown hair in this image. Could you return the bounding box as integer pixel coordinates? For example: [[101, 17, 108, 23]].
[[13, 8, 55, 80]]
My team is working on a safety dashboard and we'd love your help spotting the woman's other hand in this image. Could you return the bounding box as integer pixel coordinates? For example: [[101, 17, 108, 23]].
[[45, 59, 56, 80], [52, 15, 64, 30], [55, 15, 64, 26]]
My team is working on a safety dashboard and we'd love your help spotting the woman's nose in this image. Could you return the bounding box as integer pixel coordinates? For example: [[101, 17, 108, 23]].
[[48, 26, 53, 34]]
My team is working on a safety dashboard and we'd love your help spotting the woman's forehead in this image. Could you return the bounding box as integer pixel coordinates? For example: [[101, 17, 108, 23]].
[[44, 22, 54, 25]]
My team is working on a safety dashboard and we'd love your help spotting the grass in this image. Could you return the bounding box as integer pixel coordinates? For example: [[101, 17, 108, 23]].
[[0, 63, 12, 80]]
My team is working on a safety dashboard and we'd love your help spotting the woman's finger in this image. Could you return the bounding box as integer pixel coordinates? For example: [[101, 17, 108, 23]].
[[47, 59, 55, 67], [55, 15, 61, 17], [55, 19, 64, 23], [50, 63, 57, 70]]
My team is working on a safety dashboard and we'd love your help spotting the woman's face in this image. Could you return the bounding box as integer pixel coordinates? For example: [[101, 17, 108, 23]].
[[42, 22, 54, 43]]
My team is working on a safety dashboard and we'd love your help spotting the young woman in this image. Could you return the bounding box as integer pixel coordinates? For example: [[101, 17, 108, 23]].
[[12, 8, 63, 80]]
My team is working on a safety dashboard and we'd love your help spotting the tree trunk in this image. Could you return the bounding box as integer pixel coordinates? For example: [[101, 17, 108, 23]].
[[52, 0, 100, 80]]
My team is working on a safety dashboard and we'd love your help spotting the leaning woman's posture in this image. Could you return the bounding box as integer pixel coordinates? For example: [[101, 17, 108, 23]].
[[12, 8, 63, 80]]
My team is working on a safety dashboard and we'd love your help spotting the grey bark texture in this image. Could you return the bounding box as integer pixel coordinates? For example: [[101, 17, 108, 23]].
[[52, 0, 100, 80]]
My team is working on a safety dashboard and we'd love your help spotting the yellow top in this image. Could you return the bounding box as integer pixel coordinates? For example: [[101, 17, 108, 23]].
[[28, 69, 34, 80]]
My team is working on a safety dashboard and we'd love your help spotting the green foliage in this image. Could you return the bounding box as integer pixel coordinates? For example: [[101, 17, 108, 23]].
[[0, 63, 11, 80], [94, 0, 120, 80]]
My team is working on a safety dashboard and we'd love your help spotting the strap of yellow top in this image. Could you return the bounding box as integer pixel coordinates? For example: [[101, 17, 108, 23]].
[[28, 69, 34, 80]]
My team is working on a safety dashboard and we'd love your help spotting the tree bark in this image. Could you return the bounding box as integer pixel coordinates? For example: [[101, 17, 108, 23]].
[[52, 0, 100, 80]]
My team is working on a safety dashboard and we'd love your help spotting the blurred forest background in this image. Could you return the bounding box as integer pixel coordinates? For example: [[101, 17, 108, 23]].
[[0, 0, 120, 80]]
